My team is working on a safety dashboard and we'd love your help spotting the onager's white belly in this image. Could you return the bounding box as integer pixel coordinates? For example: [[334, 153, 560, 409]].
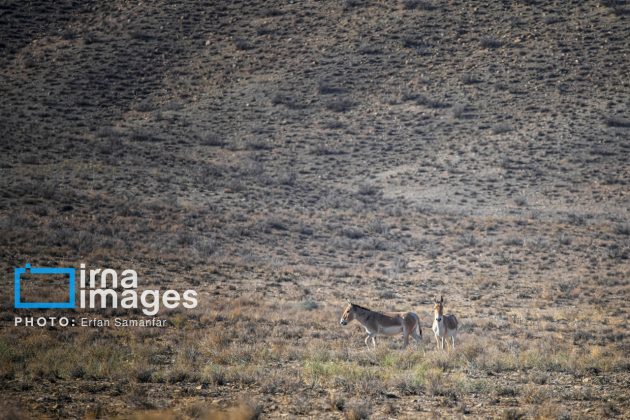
[[377, 325, 404, 336], [433, 321, 456, 337]]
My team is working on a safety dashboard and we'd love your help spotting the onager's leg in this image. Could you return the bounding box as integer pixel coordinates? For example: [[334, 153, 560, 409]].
[[371, 335, 376, 348], [451, 335, 456, 350], [412, 330, 421, 344], [365, 335, 371, 348], [402, 326, 409, 348], [440, 337, 445, 350]]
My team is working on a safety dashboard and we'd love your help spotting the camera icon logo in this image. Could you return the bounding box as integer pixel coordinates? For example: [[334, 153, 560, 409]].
[[14, 264, 76, 309]]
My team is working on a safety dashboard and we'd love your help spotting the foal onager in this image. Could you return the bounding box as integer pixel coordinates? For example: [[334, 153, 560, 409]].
[[339, 301, 422, 348], [432, 296, 459, 350]]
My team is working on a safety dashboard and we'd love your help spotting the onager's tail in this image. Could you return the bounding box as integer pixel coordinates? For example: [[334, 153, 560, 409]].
[[413, 312, 422, 337]]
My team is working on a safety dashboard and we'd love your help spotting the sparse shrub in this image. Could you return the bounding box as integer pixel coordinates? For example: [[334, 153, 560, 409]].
[[260, 7, 284, 17], [234, 38, 254, 50], [328, 391, 345, 411], [202, 365, 226, 386], [600, 0, 630, 16], [299, 224, 314, 235], [318, 81, 347, 95], [323, 119, 345, 129], [301, 299, 318, 310], [459, 232, 477, 247], [341, 227, 365, 239], [403, 0, 436, 11], [461, 73, 481, 84], [200, 133, 225, 146], [265, 217, 288, 231], [357, 183, 380, 196], [277, 170, 296, 186], [166, 369, 189, 384], [379, 290, 396, 299], [130, 128, 161, 142], [492, 123, 513, 134], [504, 237, 524, 246], [544, 15, 562, 24], [615, 223, 630, 235], [344, 400, 371, 420], [573, 330, 594, 344], [176, 231, 196, 246], [97, 126, 122, 138], [83, 32, 100, 44], [70, 365, 85, 379], [344, 0, 367, 10], [416, 94, 449, 108], [367, 219, 388, 234], [135, 368, 153, 383], [256, 26, 275, 36], [272, 93, 308, 110], [452, 104, 468, 118], [357, 43, 382, 55], [61, 29, 77, 40], [502, 408, 525, 420], [496, 386, 518, 397], [557, 234, 572, 246], [130, 30, 153, 41], [134, 98, 154, 112], [325, 98, 356, 113], [567, 213, 586, 226], [513, 196, 527, 207], [480, 36, 503, 49], [402, 37, 431, 55]]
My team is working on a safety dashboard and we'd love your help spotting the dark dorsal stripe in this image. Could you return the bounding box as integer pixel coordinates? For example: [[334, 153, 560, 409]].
[[352, 303, 372, 312]]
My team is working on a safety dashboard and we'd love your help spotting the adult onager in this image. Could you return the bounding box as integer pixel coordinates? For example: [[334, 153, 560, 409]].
[[432, 296, 459, 350], [339, 301, 422, 349]]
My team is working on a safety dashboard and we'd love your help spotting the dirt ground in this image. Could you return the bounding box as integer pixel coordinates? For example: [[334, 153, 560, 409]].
[[0, 0, 629, 418]]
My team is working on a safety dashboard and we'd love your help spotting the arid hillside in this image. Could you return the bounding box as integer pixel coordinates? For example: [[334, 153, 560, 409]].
[[0, 0, 629, 418]]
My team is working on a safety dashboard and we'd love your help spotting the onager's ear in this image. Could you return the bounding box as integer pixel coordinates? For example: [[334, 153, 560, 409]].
[[440, 295, 444, 303], [346, 298, 352, 305]]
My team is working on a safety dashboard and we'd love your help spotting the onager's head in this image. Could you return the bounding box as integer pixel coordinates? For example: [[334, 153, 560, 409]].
[[433, 296, 444, 323], [340, 302, 356, 326]]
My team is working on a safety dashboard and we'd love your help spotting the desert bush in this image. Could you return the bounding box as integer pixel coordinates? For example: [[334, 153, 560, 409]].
[[504, 237, 524, 246], [318, 81, 347, 95], [344, 400, 371, 420], [402, 37, 431, 55], [480, 36, 503, 49], [234, 38, 254, 50], [200, 133, 225, 146], [492, 123, 513, 134], [615, 223, 630, 235], [403, 0, 436, 10], [357, 183, 381, 196], [130, 128, 162, 142], [344, 0, 368, 10], [325, 98, 356, 113], [416, 94, 449, 108], [272, 93, 308, 110], [461, 73, 481, 84], [452, 104, 468, 118]]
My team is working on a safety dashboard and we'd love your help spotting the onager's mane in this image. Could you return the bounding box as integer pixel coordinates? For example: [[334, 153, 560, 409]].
[[352, 303, 380, 313]]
